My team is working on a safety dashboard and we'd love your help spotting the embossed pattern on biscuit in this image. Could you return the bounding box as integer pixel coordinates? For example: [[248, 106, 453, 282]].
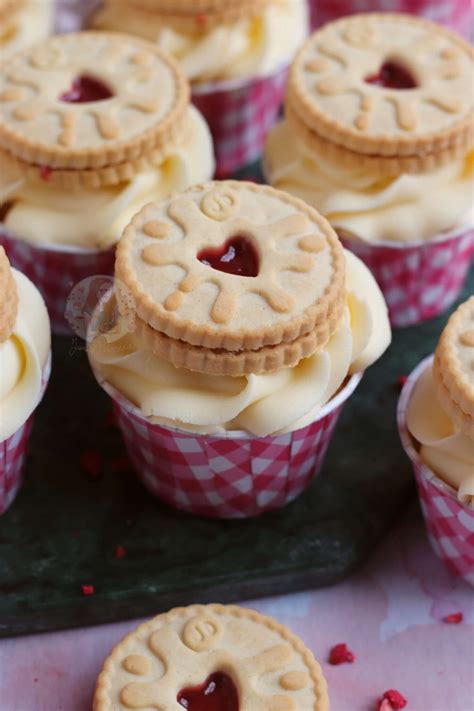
[[0, 32, 188, 164], [453, 299, 474, 389], [115, 181, 345, 351], [93, 606, 327, 711], [137, 185, 331, 328], [142, 199, 317, 323], [293, 14, 473, 138]]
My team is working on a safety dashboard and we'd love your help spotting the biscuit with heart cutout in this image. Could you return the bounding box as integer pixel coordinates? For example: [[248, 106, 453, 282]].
[[93, 604, 329, 711], [0, 32, 189, 173], [114, 181, 346, 367], [286, 14, 474, 168]]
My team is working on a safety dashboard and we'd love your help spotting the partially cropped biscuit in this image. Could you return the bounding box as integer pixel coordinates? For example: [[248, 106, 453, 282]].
[[102, 0, 270, 26], [433, 297, 474, 439], [0, 246, 18, 344]]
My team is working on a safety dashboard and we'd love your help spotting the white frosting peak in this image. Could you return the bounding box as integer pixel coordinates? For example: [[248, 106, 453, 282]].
[[2, 106, 214, 250], [93, 0, 308, 82], [89, 250, 391, 437], [265, 120, 474, 243], [0, 0, 54, 60], [407, 366, 474, 505], [0, 269, 51, 442]]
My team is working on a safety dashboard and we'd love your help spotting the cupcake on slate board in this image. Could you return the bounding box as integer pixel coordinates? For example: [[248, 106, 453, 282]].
[[0, 31, 214, 333], [90, 0, 309, 176], [93, 604, 329, 710], [88, 180, 391, 518], [399, 297, 474, 584], [0, 247, 51, 515], [0, 0, 54, 60], [265, 13, 474, 327]]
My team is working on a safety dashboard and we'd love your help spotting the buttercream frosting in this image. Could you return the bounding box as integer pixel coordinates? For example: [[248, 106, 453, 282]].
[[92, 0, 308, 82], [0, 269, 51, 442], [89, 249, 391, 437], [407, 365, 474, 505], [0, 0, 53, 59], [265, 120, 474, 243], [1, 106, 214, 250]]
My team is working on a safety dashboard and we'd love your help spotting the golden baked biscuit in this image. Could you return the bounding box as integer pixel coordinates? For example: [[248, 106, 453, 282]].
[[114, 181, 346, 373], [433, 297, 474, 439], [287, 14, 474, 167], [93, 604, 329, 711]]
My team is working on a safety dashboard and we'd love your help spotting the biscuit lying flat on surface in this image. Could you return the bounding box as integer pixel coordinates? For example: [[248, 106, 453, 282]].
[[93, 604, 329, 711]]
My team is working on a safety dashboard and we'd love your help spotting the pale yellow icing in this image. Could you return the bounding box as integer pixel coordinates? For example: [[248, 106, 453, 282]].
[[92, 0, 308, 82], [0, 0, 54, 59], [1, 106, 215, 250], [265, 120, 474, 243], [0, 269, 51, 442], [407, 365, 474, 506], [89, 249, 391, 437]]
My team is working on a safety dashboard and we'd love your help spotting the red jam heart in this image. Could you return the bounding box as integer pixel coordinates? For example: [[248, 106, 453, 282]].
[[198, 236, 259, 277], [178, 672, 239, 711], [59, 75, 114, 103], [365, 61, 417, 89]]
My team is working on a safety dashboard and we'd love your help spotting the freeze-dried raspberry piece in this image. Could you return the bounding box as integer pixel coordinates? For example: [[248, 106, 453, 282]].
[[329, 643, 355, 665]]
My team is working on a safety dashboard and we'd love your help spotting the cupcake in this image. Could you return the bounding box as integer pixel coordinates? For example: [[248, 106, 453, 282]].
[[0, 0, 54, 60], [0, 31, 214, 333], [265, 14, 474, 327], [0, 247, 51, 515], [93, 604, 329, 710], [90, 0, 309, 176], [399, 297, 474, 584], [88, 181, 391, 518], [308, 1, 472, 39]]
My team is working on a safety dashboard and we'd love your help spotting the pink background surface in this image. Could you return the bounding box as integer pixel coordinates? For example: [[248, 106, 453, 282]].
[[1, 506, 473, 711], [2, 3, 473, 710]]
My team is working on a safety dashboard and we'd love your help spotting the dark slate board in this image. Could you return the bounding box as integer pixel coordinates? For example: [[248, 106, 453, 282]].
[[0, 253, 472, 638]]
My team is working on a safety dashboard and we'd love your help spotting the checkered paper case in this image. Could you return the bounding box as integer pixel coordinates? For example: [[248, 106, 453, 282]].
[[192, 66, 288, 179], [340, 227, 474, 328], [0, 353, 52, 516], [0, 229, 115, 336], [398, 356, 474, 586], [308, 0, 472, 38], [95, 372, 362, 519]]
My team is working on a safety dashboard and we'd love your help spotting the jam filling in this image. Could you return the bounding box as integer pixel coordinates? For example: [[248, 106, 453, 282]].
[[198, 236, 259, 277], [178, 672, 239, 711], [59, 75, 114, 103], [365, 61, 417, 89]]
